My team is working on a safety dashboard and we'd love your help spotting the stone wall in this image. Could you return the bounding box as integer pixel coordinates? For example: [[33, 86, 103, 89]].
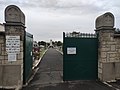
[[0, 32, 5, 87], [96, 12, 120, 81]]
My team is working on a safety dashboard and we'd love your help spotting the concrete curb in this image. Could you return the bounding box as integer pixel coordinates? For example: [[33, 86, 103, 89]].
[[103, 82, 120, 90], [32, 49, 48, 69], [56, 49, 63, 55]]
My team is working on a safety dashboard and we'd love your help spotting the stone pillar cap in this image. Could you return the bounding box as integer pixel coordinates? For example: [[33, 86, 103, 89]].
[[5, 5, 25, 25], [95, 12, 114, 30]]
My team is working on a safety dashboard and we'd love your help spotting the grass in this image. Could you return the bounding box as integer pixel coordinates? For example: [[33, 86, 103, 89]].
[[39, 48, 46, 59]]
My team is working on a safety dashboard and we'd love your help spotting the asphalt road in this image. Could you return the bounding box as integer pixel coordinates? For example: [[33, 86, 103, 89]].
[[23, 48, 115, 90]]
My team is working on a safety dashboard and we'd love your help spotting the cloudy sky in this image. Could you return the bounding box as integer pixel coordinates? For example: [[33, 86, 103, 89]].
[[0, 0, 120, 42]]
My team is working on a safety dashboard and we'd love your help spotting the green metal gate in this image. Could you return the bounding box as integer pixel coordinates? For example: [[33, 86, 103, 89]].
[[23, 32, 33, 84], [63, 32, 98, 81]]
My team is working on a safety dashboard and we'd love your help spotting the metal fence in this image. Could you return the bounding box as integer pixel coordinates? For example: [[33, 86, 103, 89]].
[[65, 32, 97, 38]]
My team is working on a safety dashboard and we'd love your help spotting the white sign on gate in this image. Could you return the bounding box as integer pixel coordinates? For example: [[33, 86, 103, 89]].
[[67, 47, 76, 54], [6, 36, 20, 54]]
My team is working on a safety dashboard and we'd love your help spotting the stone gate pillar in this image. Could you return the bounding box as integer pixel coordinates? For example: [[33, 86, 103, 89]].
[[3, 5, 25, 89], [95, 12, 120, 81]]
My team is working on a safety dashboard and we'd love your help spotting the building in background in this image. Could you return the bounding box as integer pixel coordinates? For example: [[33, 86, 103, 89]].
[[49, 39, 53, 48]]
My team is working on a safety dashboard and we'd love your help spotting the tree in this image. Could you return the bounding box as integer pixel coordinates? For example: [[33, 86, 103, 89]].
[[38, 41, 41, 46], [38, 41, 46, 46], [57, 41, 62, 46], [54, 41, 58, 46], [115, 28, 120, 34], [52, 41, 55, 46], [46, 42, 50, 46]]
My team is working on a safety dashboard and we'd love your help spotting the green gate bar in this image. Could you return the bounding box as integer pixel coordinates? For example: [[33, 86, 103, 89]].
[[23, 32, 33, 84]]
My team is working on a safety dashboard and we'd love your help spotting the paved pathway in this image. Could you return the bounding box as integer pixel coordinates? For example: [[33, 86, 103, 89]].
[[23, 48, 115, 90]]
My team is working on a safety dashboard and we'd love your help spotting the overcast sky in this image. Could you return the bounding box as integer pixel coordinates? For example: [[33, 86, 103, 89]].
[[0, 0, 120, 42]]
